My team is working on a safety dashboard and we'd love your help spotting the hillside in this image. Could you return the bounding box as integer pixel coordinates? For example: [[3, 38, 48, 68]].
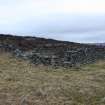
[[0, 34, 105, 67], [0, 34, 82, 51], [0, 34, 101, 51], [89, 43, 105, 47], [0, 53, 105, 105]]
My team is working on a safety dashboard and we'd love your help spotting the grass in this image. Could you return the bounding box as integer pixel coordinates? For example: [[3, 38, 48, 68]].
[[0, 53, 105, 105]]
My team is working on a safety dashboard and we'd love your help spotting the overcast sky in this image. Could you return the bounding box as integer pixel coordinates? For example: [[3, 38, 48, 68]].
[[0, 0, 105, 43]]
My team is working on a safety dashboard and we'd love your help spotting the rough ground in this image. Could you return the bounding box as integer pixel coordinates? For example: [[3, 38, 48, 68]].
[[0, 53, 105, 105]]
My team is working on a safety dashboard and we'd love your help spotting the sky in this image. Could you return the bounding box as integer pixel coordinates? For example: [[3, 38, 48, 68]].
[[0, 0, 105, 43]]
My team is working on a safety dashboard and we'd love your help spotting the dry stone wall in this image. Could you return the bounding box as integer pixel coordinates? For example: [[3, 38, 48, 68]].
[[0, 43, 105, 67]]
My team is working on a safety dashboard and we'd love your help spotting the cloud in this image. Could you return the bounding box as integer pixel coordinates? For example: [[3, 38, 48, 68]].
[[0, 0, 105, 42], [39, 30, 105, 43]]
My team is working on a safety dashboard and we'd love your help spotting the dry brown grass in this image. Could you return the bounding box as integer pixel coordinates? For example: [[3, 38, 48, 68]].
[[0, 53, 105, 105]]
